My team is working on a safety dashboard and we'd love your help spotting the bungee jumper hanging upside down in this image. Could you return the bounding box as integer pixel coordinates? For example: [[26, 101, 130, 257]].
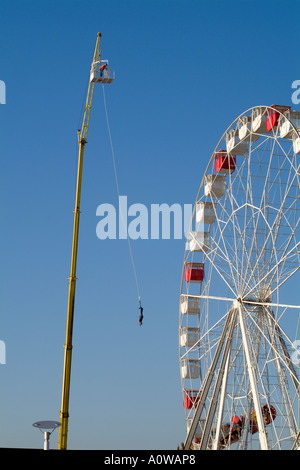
[[138, 300, 144, 326]]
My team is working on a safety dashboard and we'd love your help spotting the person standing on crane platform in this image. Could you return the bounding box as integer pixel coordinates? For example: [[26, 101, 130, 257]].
[[100, 62, 108, 76]]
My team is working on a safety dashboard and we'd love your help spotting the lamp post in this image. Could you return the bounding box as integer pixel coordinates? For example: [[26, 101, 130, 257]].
[[32, 421, 61, 450]]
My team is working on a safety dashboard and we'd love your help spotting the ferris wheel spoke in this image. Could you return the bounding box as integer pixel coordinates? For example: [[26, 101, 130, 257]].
[[211, 206, 257, 295], [202, 243, 238, 297], [268, 216, 300, 290], [180, 310, 228, 361], [243, 137, 285, 291], [226, 165, 258, 292], [208, 200, 240, 293], [238, 305, 299, 435], [239, 163, 261, 293], [244, 239, 300, 300], [265, 308, 300, 397], [187, 293, 300, 312], [226, 180, 243, 290], [242, 209, 278, 293], [236, 204, 266, 294], [246, 307, 299, 375], [263, 170, 300, 281], [269, 265, 300, 301]]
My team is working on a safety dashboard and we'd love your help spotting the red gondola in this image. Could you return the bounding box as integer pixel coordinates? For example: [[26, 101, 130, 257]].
[[184, 262, 204, 283], [214, 150, 236, 175], [265, 105, 290, 131]]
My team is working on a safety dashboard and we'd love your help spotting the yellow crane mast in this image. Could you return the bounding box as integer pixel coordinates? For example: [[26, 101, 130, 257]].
[[59, 32, 114, 450]]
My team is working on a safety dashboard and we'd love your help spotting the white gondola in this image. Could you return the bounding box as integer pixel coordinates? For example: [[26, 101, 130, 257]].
[[226, 128, 248, 155], [237, 116, 260, 142], [181, 359, 200, 379], [181, 295, 200, 315], [187, 231, 209, 253], [180, 328, 200, 348], [90, 60, 115, 83], [280, 110, 300, 138], [292, 130, 300, 154], [196, 201, 216, 225], [251, 107, 269, 134], [204, 174, 226, 199]]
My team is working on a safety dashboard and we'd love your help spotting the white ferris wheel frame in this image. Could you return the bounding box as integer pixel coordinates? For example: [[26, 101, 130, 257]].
[[179, 105, 300, 451]]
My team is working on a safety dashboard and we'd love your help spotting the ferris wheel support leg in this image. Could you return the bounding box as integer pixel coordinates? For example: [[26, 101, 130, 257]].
[[238, 304, 269, 450], [183, 309, 235, 450], [200, 308, 238, 450], [211, 343, 232, 449], [238, 310, 264, 449]]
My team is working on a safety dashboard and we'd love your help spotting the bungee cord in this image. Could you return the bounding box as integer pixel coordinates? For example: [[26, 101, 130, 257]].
[[102, 85, 143, 323]]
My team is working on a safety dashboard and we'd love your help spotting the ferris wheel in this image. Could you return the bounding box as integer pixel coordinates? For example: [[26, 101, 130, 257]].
[[179, 105, 300, 450]]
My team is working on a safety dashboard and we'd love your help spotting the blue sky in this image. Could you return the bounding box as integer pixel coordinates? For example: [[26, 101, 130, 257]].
[[0, 0, 300, 450]]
